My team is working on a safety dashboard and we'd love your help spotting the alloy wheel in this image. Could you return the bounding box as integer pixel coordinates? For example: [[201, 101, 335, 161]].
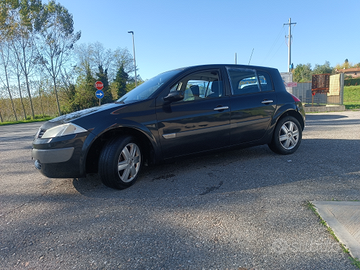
[[117, 143, 141, 183], [279, 121, 299, 150]]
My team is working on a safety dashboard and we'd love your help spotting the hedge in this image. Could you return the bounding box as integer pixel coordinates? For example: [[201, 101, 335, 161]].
[[345, 78, 360, 86]]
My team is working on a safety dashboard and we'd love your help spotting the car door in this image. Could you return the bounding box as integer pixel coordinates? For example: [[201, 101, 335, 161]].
[[156, 69, 231, 159], [227, 68, 277, 145]]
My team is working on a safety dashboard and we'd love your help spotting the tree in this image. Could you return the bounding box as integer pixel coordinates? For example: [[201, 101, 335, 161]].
[[92, 42, 113, 77], [113, 47, 135, 80], [292, 63, 312, 82], [335, 59, 358, 70], [0, 0, 88, 119], [0, 40, 18, 120], [73, 63, 97, 110], [312, 61, 333, 75], [59, 69, 76, 113], [37, 0, 81, 115], [2, 0, 43, 119], [112, 64, 129, 99], [73, 43, 138, 104], [74, 43, 135, 83], [11, 41, 28, 120]]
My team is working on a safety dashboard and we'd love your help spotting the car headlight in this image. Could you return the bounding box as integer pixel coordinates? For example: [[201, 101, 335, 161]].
[[41, 123, 87, 139]]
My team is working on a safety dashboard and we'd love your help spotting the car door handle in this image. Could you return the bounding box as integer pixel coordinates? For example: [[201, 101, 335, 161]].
[[261, 100, 274, 104], [214, 106, 229, 111]]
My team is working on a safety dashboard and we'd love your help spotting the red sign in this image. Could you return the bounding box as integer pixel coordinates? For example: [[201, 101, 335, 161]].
[[286, 82, 298, 87], [95, 81, 104, 90]]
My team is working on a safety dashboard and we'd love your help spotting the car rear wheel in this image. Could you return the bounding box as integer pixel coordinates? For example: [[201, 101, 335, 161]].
[[98, 136, 142, 189], [268, 116, 302, 155]]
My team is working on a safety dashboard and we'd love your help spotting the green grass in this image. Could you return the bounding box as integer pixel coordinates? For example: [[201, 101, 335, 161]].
[[344, 85, 360, 110], [0, 115, 53, 126], [307, 202, 360, 268]]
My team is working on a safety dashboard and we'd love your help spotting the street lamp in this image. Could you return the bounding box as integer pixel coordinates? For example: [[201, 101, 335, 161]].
[[128, 31, 137, 87]]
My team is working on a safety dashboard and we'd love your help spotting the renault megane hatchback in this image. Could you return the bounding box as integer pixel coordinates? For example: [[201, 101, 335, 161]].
[[32, 64, 305, 189]]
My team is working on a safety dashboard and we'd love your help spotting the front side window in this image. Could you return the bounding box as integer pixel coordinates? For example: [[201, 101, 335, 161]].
[[170, 70, 223, 102], [117, 69, 181, 103]]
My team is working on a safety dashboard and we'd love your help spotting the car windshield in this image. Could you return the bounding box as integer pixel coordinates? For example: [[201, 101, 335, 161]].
[[117, 69, 181, 103]]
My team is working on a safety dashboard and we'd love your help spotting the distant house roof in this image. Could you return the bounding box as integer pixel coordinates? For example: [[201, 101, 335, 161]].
[[335, 67, 360, 73]]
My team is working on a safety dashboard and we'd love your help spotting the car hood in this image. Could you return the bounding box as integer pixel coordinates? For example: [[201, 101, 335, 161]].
[[38, 103, 123, 132], [49, 103, 120, 124]]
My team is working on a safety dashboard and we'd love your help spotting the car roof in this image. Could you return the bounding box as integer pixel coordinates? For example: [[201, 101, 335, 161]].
[[180, 64, 278, 72]]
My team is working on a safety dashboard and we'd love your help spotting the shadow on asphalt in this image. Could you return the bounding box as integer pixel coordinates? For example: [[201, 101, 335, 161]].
[[72, 137, 359, 200], [305, 114, 348, 121]]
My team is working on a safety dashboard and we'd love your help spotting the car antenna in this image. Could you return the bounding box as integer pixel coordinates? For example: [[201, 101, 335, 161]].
[[248, 48, 254, 65]]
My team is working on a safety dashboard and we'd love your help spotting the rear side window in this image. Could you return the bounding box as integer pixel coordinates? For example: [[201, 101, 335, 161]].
[[227, 68, 260, 95], [257, 71, 273, 92], [227, 68, 274, 95]]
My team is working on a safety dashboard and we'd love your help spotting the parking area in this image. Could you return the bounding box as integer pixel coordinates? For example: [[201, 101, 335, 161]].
[[1, 111, 359, 269]]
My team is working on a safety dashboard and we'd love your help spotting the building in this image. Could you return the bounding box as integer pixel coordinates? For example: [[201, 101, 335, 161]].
[[335, 67, 360, 78]]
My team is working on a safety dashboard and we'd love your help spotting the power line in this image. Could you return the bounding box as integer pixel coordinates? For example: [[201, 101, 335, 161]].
[[262, 25, 286, 65]]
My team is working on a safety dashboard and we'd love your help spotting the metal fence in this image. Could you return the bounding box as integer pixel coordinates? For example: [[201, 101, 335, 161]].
[[290, 74, 344, 105]]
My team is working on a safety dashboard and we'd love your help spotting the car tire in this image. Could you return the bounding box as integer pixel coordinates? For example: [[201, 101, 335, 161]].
[[98, 136, 142, 189], [268, 116, 302, 155]]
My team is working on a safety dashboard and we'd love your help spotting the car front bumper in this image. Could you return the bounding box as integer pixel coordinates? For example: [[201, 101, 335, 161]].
[[32, 132, 90, 178], [32, 147, 74, 163]]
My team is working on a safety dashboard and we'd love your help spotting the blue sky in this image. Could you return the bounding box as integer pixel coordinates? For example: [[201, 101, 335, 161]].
[[55, 0, 359, 80]]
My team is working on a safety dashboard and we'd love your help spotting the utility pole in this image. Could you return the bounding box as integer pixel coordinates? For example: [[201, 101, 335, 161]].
[[284, 18, 296, 72]]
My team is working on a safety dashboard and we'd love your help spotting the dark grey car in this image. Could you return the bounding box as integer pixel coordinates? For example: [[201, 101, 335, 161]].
[[32, 64, 305, 189]]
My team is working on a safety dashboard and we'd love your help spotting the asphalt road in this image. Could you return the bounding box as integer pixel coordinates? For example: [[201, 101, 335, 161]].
[[1, 111, 359, 270]]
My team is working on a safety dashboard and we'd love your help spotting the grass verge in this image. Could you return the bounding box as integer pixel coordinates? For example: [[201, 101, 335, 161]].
[[344, 86, 360, 110], [307, 201, 360, 268], [0, 116, 53, 126]]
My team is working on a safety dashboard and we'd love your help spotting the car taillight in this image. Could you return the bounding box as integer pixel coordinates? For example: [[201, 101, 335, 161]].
[[291, 94, 301, 102]]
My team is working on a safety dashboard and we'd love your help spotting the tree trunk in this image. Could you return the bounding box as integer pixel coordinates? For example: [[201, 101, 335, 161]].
[[4, 65, 18, 121], [24, 73, 35, 119], [17, 74, 27, 120], [53, 76, 61, 116], [22, 46, 35, 119], [38, 83, 45, 117]]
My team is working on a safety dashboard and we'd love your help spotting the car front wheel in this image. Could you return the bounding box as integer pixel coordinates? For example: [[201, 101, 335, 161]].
[[98, 136, 142, 189], [268, 116, 302, 155]]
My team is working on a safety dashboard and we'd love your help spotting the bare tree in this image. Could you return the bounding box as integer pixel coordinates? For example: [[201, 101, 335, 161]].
[[92, 42, 113, 75], [11, 30, 39, 119], [37, 0, 81, 115], [3, 0, 43, 119], [0, 41, 18, 121], [74, 43, 97, 78], [113, 47, 135, 75], [75, 43, 134, 82], [11, 46, 28, 120]]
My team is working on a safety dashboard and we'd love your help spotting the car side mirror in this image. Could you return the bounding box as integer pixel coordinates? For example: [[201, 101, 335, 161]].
[[163, 91, 184, 104]]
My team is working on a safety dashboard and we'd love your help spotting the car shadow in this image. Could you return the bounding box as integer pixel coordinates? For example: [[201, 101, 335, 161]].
[[72, 136, 359, 200]]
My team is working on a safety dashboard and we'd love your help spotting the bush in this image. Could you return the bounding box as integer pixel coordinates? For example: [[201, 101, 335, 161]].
[[26, 114, 50, 120], [345, 78, 360, 86]]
